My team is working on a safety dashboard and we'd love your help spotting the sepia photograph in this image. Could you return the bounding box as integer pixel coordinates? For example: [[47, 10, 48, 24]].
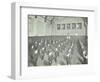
[[28, 15, 88, 66]]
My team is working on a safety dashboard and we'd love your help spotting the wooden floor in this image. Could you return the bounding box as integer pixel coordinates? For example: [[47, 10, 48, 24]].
[[28, 36, 88, 66]]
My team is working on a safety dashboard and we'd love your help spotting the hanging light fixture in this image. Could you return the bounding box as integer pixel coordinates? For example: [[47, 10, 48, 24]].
[[44, 16, 47, 22], [35, 15, 37, 18]]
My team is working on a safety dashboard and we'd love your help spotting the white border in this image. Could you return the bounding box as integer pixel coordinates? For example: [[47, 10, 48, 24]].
[[11, 2, 96, 80]]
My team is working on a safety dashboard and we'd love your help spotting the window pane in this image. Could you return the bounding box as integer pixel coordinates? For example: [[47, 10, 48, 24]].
[[72, 23, 76, 29], [57, 24, 60, 30], [62, 24, 65, 30], [67, 24, 70, 29], [77, 23, 82, 29]]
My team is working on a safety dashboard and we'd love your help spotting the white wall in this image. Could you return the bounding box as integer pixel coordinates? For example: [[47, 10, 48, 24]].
[[0, 0, 100, 81], [28, 16, 86, 36], [28, 16, 53, 36], [52, 17, 86, 36]]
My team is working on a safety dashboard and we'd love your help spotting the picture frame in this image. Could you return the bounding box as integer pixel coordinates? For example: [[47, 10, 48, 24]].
[[11, 2, 96, 80]]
